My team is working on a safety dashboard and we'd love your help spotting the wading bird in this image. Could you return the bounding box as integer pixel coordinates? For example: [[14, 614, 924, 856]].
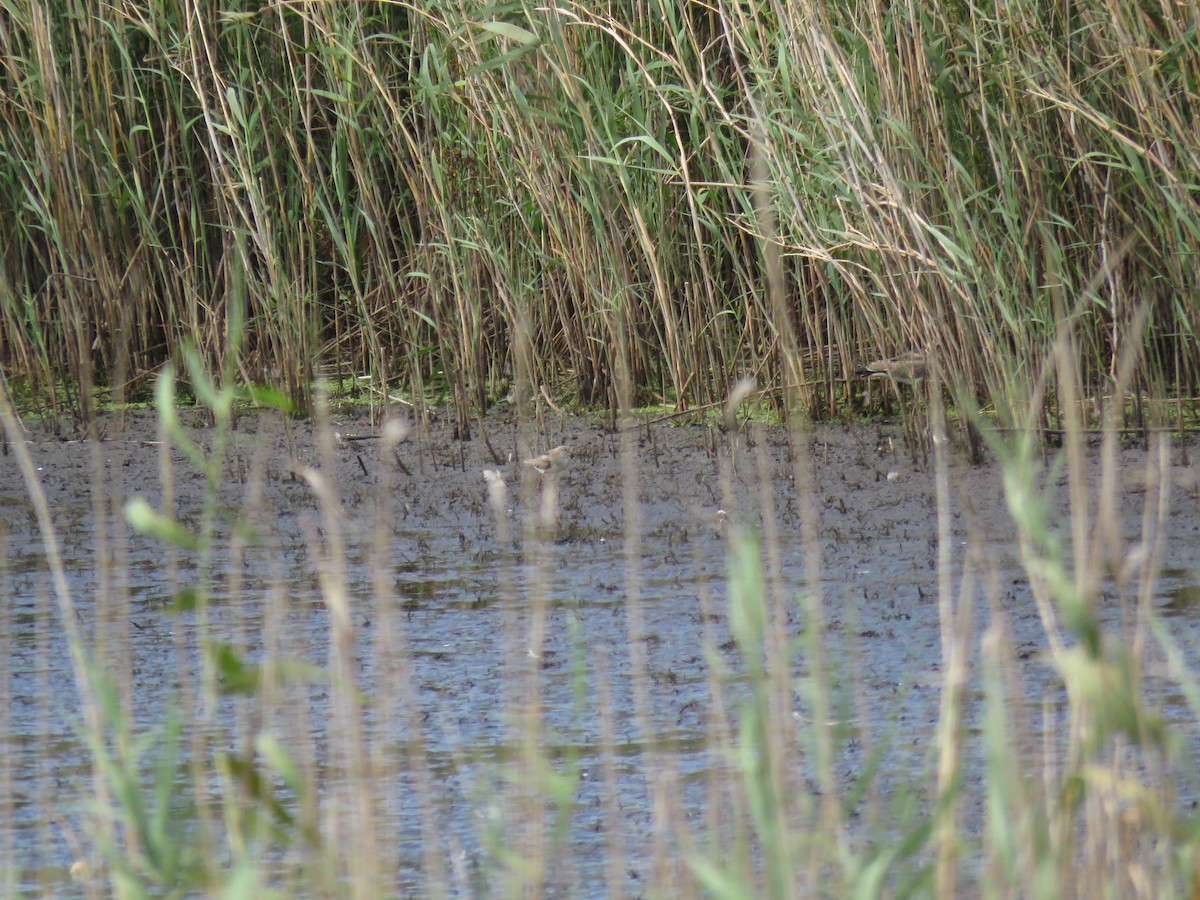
[[523, 445, 571, 476], [855, 352, 927, 386], [856, 352, 930, 465]]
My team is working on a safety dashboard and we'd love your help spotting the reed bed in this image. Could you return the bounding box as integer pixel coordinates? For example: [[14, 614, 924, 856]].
[[2, 0, 1200, 896], [0, 1, 1196, 425]]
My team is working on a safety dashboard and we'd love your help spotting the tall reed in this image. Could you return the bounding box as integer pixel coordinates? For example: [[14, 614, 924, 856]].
[[0, 1, 1195, 426]]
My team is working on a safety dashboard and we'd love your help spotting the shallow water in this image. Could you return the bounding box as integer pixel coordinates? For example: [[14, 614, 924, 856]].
[[3, 410, 1200, 894]]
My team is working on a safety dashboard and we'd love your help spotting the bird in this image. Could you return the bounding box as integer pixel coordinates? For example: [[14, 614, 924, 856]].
[[855, 352, 927, 386], [857, 352, 931, 466], [523, 445, 571, 476]]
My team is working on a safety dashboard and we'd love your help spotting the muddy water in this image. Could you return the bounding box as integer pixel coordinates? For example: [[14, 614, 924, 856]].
[[3, 409, 1200, 893]]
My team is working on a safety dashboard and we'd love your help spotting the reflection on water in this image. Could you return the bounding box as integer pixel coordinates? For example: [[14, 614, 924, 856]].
[[3, 419, 1200, 893], [1156, 580, 1200, 619]]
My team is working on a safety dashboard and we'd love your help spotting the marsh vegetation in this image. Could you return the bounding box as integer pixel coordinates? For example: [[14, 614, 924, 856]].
[[1, 0, 1197, 429], [1, 0, 1199, 896]]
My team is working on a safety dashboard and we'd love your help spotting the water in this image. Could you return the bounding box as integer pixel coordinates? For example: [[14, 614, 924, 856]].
[[3, 412, 1200, 894]]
